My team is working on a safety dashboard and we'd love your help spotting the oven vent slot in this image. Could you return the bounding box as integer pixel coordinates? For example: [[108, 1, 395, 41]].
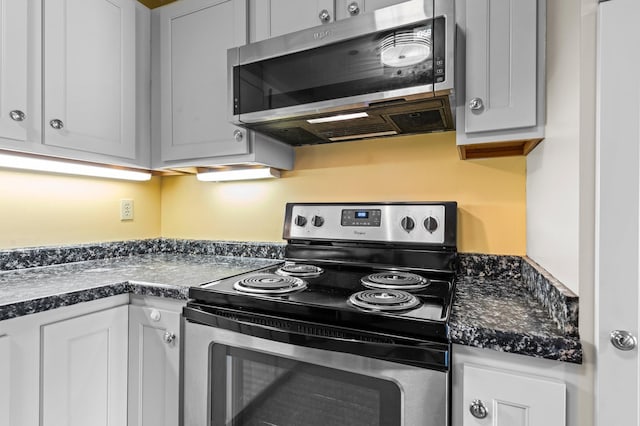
[[209, 307, 395, 344]]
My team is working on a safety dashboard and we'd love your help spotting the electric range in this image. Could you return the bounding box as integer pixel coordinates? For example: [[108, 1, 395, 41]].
[[183, 202, 458, 426]]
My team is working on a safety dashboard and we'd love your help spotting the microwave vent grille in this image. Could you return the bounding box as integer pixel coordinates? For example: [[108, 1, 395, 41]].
[[389, 110, 452, 133]]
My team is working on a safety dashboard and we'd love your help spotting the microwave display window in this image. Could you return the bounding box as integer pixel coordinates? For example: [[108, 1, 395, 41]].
[[234, 18, 446, 116]]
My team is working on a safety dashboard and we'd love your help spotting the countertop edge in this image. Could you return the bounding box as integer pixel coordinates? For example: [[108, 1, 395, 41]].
[[450, 325, 583, 364], [0, 281, 188, 322]]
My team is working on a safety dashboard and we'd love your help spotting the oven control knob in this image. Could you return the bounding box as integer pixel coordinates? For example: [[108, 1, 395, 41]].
[[294, 215, 307, 227], [400, 216, 415, 232], [312, 215, 324, 227], [424, 216, 438, 233]]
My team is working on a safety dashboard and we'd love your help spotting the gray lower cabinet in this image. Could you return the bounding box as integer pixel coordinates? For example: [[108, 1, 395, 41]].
[[452, 345, 573, 426], [455, 0, 546, 159], [152, 0, 293, 170], [0, 295, 131, 426], [41, 305, 129, 426], [128, 298, 182, 426], [0, 295, 184, 426]]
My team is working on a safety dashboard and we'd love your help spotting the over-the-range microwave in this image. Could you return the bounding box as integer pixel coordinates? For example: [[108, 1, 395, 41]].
[[227, 0, 455, 146]]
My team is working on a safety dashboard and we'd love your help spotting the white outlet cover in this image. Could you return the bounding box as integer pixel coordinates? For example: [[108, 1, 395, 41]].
[[120, 199, 134, 221]]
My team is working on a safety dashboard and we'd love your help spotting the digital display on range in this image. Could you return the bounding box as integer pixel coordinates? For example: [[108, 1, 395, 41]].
[[341, 209, 381, 227]]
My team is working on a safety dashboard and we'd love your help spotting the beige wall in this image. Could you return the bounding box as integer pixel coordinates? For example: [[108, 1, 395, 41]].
[[161, 132, 527, 254], [0, 169, 162, 249]]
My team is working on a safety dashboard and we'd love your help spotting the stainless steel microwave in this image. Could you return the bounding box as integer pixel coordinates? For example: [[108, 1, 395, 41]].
[[227, 0, 455, 146]]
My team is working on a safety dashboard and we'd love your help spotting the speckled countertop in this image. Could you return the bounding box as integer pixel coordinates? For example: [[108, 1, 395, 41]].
[[0, 253, 280, 321], [451, 254, 582, 363], [0, 239, 582, 364]]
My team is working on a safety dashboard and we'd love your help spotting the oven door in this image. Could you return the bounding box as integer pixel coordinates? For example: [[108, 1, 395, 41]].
[[183, 305, 449, 426]]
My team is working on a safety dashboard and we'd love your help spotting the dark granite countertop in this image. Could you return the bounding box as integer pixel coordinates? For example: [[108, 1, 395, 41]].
[[451, 254, 582, 364], [0, 239, 582, 364], [450, 275, 582, 363], [0, 253, 280, 321]]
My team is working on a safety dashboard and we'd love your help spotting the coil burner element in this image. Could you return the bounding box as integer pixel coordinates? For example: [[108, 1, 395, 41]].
[[275, 263, 324, 278], [234, 274, 307, 295], [348, 289, 421, 312], [361, 271, 429, 291]]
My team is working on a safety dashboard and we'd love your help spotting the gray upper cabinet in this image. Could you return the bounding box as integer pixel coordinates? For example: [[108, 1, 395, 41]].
[[249, 0, 334, 42], [0, 0, 34, 146], [0, 0, 150, 169], [156, 0, 249, 162], [153, 0, 293, 170], [249, 0, 408, 42], [44, 0, 137, 160], [334, 0, 409, 20], [455, 0, 546, 159]]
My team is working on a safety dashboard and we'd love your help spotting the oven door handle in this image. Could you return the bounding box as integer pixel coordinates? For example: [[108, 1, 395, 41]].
[[183, 305, 449, 370]]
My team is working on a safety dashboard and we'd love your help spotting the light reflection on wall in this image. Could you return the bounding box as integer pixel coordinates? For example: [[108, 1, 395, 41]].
[[0, 169, 161, 249]]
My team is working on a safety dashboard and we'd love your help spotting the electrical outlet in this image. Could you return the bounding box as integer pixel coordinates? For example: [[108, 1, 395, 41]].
[[120, 199, 134, 221]]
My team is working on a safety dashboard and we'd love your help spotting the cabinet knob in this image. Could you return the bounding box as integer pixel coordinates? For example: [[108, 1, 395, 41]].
[[469, 98, 484, 112], [9, 110, 26, 122], [347, 2, 360, 16], [318, 9, 331, 23], [163, 331, 176, 344], [469, 399, 488, 419], [611, 330, 637, 351], [233, 129, 243, 142], [150, 309, 161, 321], [49, 119, 64, 129]]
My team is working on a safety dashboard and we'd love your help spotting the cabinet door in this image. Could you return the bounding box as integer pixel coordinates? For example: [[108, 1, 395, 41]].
[[334, 0, 407, 21], [463, 364, 565, 426], [250, 0, 334, 42], [159, 0, 250, 162], [0, 334, 9, 426], [43, 0, 137, 159], [0, 0, 35, 144], [128, 305, 181, 426], [464, 0, 537, 133], [41, 305, 128, 426]]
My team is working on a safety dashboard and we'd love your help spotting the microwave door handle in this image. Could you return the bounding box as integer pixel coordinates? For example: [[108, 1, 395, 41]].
[[184, 306, 448, 370]]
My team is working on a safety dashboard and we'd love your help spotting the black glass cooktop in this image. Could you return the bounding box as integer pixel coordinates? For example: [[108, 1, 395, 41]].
[[188, 262, 455, 342]]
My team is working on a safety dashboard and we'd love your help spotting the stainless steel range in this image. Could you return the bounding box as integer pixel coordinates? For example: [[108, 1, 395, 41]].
[[183, 202, 458, 426]]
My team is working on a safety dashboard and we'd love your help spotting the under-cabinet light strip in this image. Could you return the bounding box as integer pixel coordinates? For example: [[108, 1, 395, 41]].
[[196, 167, 280, 182], [0, 153, 152, 181], [306, 112, 369, 124]]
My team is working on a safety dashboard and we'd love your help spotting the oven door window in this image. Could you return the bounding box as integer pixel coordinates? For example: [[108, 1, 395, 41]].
[[210, 344, 401, 426]]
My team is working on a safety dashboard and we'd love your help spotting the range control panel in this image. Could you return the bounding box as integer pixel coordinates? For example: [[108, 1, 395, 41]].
[[284, 202, 456, 245], [341, 209, 382, 227]]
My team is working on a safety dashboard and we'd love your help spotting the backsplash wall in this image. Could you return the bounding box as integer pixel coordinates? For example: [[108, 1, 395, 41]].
[[0, 169, 162, 249], [161, 132, 527, 255]]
